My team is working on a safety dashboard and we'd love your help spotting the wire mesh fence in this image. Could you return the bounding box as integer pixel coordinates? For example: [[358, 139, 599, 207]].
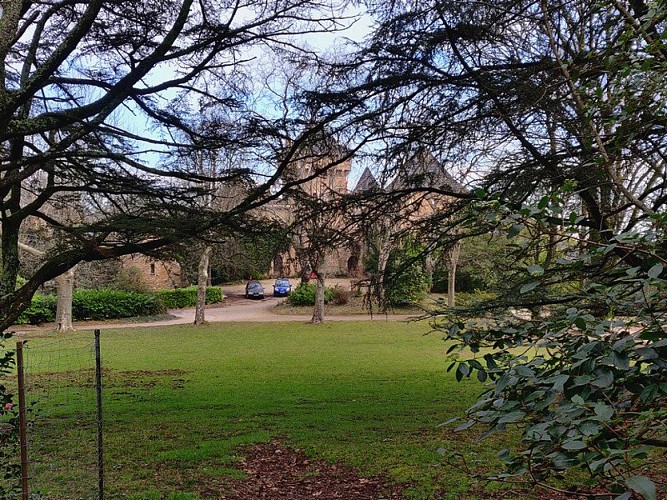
[[11, 331, 100, 499]]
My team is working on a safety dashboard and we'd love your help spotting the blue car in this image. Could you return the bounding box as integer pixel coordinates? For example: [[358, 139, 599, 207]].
[[273, 278, 292, 297]]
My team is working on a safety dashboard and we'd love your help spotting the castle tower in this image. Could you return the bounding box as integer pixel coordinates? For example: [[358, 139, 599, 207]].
[[284, 129, 351, 200]]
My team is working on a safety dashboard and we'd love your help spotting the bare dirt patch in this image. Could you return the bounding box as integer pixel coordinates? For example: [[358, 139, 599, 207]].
[[213, 440, 402, 499], [24, 368, 188, 390]]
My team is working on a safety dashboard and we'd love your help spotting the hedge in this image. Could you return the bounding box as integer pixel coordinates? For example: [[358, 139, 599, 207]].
[[17, 289, 166, 324], [72, 289, 166, 320], [155, 286, 224, 309], [15, 286, 224, 325]]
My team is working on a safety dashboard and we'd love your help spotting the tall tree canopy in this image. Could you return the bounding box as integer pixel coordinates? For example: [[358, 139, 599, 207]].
[[315, 0, 666, 237], [0, 0, 348, 329], [310, 0, 667, 496]]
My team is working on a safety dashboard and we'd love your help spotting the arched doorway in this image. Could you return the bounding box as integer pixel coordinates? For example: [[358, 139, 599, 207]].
[[347, 255, 359, 277]]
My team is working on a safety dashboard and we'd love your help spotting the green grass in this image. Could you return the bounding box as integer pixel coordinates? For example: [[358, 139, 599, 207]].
[[272, 294, 423, 316], [18, 321, 515, 499]]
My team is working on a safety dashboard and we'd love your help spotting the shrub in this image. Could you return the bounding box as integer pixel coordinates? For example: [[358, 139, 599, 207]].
[[329, 286, 350, 305], [16, 294, 57, 325], [385, 261, 431, 306], [287, 283, 334, 306], [0, 332, 20, 496], [72, 289, 166, 320], [155, 286, 223, 309], [112, 265, 150, 293], [205, 286, 224, 305]]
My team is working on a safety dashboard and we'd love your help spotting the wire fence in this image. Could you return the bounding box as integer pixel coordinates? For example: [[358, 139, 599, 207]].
[[3, 330, 103, 499]]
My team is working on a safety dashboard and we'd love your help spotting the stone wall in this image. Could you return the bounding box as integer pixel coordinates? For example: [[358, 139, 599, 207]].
[[120, 254, 182, 290]]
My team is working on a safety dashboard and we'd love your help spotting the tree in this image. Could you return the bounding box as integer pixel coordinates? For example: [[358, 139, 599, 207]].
[[0, 0, 350, 330], [311, 0, 667, 495], [286, 137, 355, 323]]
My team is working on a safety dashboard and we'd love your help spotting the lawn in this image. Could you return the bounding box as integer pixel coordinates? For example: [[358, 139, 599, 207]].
[[15, 321, 515, 499]]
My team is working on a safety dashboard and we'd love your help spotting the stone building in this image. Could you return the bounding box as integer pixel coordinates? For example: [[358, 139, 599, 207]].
[[265, 146, 464, 280], [120, 254, 183, 290], [120, 145, 463, 288], [264, 136, 357, 279]]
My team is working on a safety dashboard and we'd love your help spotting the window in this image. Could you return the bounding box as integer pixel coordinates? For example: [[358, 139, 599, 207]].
[[150, 263, 156, 275]]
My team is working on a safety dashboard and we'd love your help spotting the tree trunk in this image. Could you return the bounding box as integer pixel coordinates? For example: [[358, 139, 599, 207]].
[[55, 266, 76, 331], [0, 218, 20, 298], [376, 238, 392, 305], [447, 242, 461, 308], [194, 246, 212, 325], [310, 272, 325, 324]]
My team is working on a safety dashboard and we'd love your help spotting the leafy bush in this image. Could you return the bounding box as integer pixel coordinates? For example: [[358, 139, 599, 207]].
[[204, 286, 224, 305], [443, 190, 667, 498], [287, 283, 334, 306], [16, 294, 57, 324], [368, 235, 431, 306], [155, 286, 223, 309], [0, 332, 20, 496], [385, 261, 430, 306], [72, 289, 165, 320]]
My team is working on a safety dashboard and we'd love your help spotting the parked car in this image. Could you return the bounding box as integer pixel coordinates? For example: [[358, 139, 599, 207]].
[[273, 278, 292, 297], [245, 280, 265, 299]]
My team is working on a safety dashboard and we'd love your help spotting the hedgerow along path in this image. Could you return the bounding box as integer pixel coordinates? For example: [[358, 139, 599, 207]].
[[17, 321, 514, 499]]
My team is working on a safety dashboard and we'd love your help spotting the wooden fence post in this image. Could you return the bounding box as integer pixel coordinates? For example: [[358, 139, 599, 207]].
[[16, 341, 28, 500]]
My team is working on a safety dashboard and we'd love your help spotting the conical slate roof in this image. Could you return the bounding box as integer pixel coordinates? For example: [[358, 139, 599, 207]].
[[389, 151, 465, 193], [353, 167, 380, 193]]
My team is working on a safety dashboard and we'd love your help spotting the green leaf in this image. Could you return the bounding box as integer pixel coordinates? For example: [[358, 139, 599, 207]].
[[590, 457, 608, 472], [498, 411, 525, 424], [611, 351, 630, 370], [561, 440, 587, 451], [537, 196, 549, 209], [514, 365, 534, 378], [520, 281, 539, 294], [455, 420, 475, 432], [580, 421, 601, 436], [625, 476, 656, 500], [574, 317, 587, 329], [594, 403, 614, 421], [507, 224, 525, 238], [527, 264, 544, 276], [477, 370, 488, 383], [495, 374, 510, 394], [456, 363, 470, 382], [647, 263, 663, 279], [551, 374, 570, 392], [640, 384, 658, 404], [592, 369, 613, 388]]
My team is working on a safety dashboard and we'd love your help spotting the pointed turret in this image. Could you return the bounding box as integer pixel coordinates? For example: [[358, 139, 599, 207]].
[[353, 167, 380, 193]]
